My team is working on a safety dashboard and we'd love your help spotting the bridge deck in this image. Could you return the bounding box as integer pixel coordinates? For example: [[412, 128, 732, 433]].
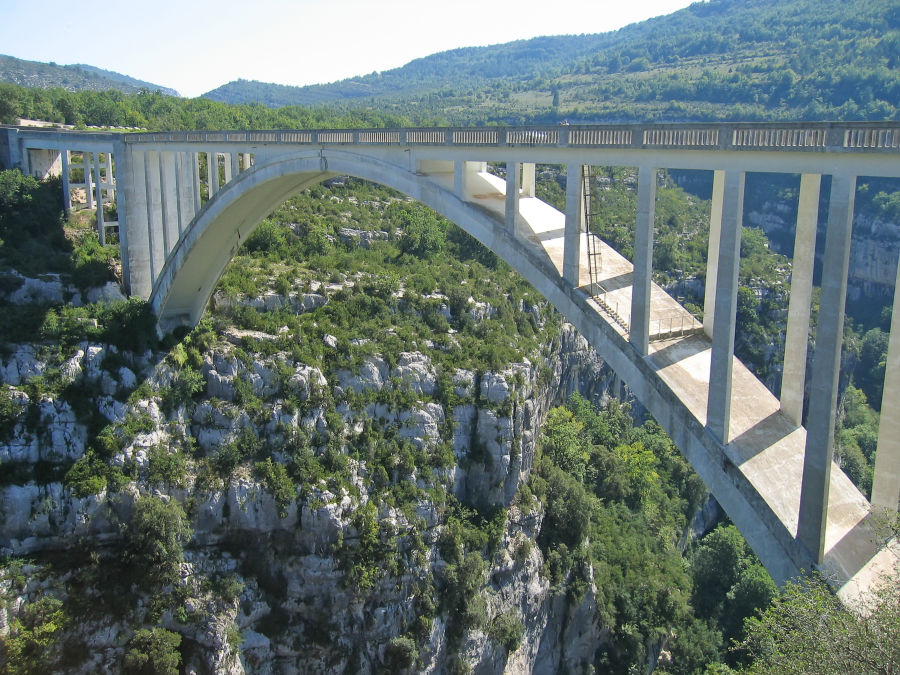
[[424, 167, 895, 600]]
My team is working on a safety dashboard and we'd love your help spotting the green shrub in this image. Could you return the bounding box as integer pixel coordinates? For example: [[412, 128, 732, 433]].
[[123, 628, 182, 675], [488, 611, 523, 652], [384, 636, 417, 669], [64, 452, 107, 498], [254, 458, 297, 516], [147, 447, 188, 488], [126, 496, 191, 589]]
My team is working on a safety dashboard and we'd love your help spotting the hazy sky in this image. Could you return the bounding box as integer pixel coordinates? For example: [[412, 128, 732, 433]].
[[2, 0, 698, 98]]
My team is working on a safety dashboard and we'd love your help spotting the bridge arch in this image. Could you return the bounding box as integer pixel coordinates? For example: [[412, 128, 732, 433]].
[[149, 148, 821, 588], [151, 150, 553, 332]]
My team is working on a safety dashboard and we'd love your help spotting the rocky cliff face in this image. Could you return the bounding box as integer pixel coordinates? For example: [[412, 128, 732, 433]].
[[0, 274, 631, 674]]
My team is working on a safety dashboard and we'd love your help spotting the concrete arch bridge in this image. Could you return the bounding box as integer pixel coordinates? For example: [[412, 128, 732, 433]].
[[4, 122, 900, 602]]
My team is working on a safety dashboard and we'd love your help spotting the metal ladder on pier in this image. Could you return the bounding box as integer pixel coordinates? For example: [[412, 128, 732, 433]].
[[583, 166, 629, 333]]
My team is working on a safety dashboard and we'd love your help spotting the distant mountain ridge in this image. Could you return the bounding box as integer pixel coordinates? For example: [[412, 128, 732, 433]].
[[71, 64, 180, 97], [202, 0, 900, 125], [0, 55, 177, 96]]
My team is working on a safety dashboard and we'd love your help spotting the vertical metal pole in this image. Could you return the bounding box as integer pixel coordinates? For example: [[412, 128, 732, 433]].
[[799, 174, 856, 563]]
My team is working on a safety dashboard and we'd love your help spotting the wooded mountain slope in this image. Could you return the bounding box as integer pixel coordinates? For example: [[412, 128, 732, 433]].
[[0, 55, 176, 98], [204, 0, 900, 124]]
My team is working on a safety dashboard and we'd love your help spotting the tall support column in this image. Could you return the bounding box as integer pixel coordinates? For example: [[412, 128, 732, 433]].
[[192, 152, 202, 211], [207, 150, 219, 197], [505, 161, 520, 234], [223, 153, 233, 184], [176, 152, 197, 235], [144, 151, 165, 284], [61, 151, 71, 213], [159, 151, 179, 256], [563, 164, 585, 286], [781, 174, 822, 426], [120, 145, 152, 298], [798, 174, 856, 563], [112, 140, 129, 288], [230, 152, 240, 180], [872, 257, 900, 511], [453, 161, 465, 199], [84, 152, 94, 210], [93, 155, 106, 246], [706, 170, 746, 444], [522, 163, 536, 198], [241, 153, 251, 171], [704, 170, 726, 338], [631, 165, 658, 355]]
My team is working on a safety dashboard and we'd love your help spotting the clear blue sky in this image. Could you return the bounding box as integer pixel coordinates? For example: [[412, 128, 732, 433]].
[[2, 0, 698, 98]]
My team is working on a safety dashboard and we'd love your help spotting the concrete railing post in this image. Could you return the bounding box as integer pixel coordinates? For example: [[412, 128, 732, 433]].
[[781, 174, 821, 426], [704, 170, 725, 338], [505, 161, 520, 234], [799, 173, 856, 563], [706, 170, 745, 444], [631, 165, 658, 355], [872, 256, 900, 511], [563, 164, 584, 286]]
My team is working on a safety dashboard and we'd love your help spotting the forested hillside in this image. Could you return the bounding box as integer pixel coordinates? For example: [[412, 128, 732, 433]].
[[0, 55, 175, 98], [203, 0, 900, 124]]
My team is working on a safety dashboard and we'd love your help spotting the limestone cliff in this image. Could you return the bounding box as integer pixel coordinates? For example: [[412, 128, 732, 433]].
[[0, 273, 630, 674]]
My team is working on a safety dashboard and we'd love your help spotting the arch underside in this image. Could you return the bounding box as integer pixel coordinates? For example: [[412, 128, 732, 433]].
[[148, 149, 889, 599]]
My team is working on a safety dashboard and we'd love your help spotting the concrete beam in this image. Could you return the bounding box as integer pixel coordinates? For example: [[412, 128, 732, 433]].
[[781, 174, 821, 426], [707, 170, 745, 444], [631, 165, 657, 355], [563, 164, 584, 286], [704, 170, 725, 338], [505, 161, 520, 234], [799, 174, 856, 563], [871, 252, 900, 511]]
